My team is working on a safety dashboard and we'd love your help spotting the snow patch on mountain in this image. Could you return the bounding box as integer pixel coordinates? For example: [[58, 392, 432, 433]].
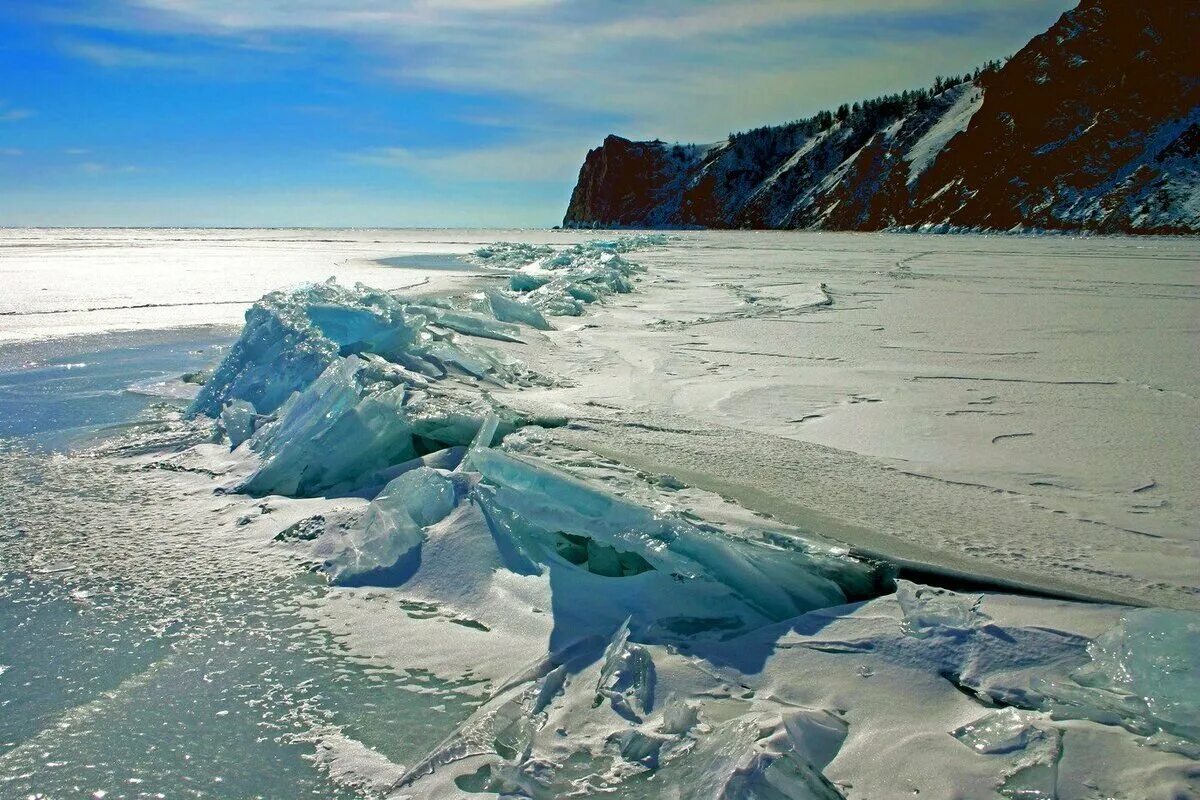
[[906, 84, 984, 187]]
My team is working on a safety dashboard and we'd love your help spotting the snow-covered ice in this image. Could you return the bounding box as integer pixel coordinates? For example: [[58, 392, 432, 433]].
[[1, 227, 1197, 799]]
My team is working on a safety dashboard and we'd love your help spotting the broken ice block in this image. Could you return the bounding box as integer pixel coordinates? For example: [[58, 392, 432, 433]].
[[595, 620, 656, 721], [189, 279, 535, 420], [325, 466, 461, 584], [1037, 608, 1200, 742], [487, 290, 552, 330], [896, 580, 990, 638], [238, 356, 416, 497], [219, 399, 258, 448]]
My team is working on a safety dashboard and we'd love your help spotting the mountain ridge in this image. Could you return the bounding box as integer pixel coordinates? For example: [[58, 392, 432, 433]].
[[562, 0, 1200, 234]]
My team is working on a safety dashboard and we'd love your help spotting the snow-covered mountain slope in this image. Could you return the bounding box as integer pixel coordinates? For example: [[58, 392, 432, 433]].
[[563, 0, 1200, 234]]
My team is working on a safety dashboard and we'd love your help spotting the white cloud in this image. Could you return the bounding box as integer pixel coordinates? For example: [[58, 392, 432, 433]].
[[0, 148, 23, 157], [59, 38, 201, 69], [79, 161, 143, 175], [0, 100, 33, 122], [65, 0, 1072, 141], [348, 140, 587, 183], [44, 0, 1073, 212]]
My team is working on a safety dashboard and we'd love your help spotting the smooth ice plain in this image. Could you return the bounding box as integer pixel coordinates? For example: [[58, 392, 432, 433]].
[[0, 228, 1197, 799]]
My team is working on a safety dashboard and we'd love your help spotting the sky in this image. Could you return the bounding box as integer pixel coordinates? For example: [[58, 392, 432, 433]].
[[0, 0, 1076, 228]]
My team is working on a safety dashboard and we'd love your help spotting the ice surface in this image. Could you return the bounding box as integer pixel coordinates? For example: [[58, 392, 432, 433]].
[[8, 230, 1200, 800]]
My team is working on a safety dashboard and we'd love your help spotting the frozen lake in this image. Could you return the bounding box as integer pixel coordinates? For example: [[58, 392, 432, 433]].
[[0, 228, 1197, 798], [2, 228, 1196, 602], [493, 232, 1200, 608]]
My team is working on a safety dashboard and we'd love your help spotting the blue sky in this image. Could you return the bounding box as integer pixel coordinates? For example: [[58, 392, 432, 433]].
[[0, 0, 1074, 227]]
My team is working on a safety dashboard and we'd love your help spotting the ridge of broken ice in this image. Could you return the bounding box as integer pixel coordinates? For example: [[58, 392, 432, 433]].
[[184, 280, 560, 495], [189, 236, 670, 496], [323, 419, 890, 630], [189, 278, 540, 421], [468, 235, 665, 320]]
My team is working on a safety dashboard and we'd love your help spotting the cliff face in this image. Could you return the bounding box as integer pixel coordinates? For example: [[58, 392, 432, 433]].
[[562, 136, 721, 228], [562, 0, 1200, 234]]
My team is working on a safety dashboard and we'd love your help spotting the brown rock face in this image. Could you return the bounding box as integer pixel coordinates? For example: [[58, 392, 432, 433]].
[[563, 136, 681, 228], [910, 0, 1200, 233], [562, 0, 1200, 234]]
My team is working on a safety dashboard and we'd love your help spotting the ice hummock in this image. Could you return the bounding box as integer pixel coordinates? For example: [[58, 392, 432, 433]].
[[468, 443, 887, 622], [233, 353, 540, 497], [185, 279, 565, 495], [321, 417, 890, 624], [189, 279, 541, 421], [467, 235, 664, 322], [189, 237, 673, 496]]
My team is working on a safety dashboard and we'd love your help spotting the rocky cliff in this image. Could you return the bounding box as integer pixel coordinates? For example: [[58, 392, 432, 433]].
[[563, 0, 1200, 234]]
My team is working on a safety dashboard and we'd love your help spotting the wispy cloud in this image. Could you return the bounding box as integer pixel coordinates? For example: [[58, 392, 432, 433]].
[[349, 140, 587, 183], [53, 0, 1074, 139], [59, 38, 202, 69], [13, 0, 1073, 225], [0, 148, 23, 157], [79, 161, 143, 175], [0, 100, 33, 122]]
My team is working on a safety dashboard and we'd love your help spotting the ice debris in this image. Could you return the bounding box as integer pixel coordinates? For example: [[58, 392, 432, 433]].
[[1035, 608, 1200, 743], [317, 413, 887, 641], [952, 708, 1054, 755], [896, 580, 990, 638], [671, 709, 848, 799], [234, 354, 534, 497], [469, 445, 888, 623], [467, 234, 666, 272], [595, 619, 655, 721], [218, 399, 258, 448], [389, 614, 850, 799], [469, 235, 666, 322], [486, 290, 551, 331], [468, 241, 553, 270], [952, 709, 1061, 799]]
